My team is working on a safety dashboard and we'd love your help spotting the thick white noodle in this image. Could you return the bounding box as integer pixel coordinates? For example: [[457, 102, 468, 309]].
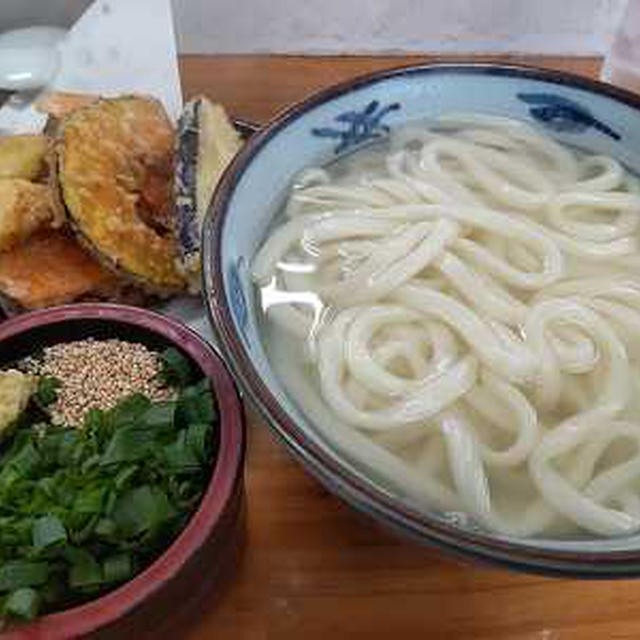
[[252, 114, 640, 539], [317, 307, 479, 430], [322, 219, 460, 305]]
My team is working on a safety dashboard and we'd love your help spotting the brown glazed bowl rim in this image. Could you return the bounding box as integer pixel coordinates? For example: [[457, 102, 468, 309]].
[[0, 303, 245, 637]]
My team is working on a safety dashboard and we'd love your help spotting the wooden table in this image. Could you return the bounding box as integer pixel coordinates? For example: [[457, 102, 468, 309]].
[[178, 55, 640, 640]]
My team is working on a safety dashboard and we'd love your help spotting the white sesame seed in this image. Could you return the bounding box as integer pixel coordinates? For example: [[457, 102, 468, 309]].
[[31, 339, 174, 427]]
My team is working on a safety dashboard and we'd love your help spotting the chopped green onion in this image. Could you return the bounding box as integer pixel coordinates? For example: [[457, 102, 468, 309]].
[[103, 554, 132, 583], [0, 347, 217, 620], [32, 516, 67, 550], [157, 348, 193, 388], [3, 588, 40, 620], [0, 561, 48, 591], [34, 377, 61, 407], [66, 548, 102, 589]]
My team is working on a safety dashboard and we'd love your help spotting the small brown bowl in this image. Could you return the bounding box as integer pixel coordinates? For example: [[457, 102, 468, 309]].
[[0, 303, 245, 638]]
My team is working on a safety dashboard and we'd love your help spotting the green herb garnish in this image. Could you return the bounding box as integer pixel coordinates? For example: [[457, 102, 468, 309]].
[[3, 588, 40, 621], [156, 347, 194, 388], [34, 377, 61, 408], [0, 348, 217, 622]]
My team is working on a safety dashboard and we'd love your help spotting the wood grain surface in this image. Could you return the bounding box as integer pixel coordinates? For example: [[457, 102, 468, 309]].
[[177, 55, 640, 640]]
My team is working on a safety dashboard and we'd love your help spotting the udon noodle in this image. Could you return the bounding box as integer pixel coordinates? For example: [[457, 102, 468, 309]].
[[252, 114, 640, 538]]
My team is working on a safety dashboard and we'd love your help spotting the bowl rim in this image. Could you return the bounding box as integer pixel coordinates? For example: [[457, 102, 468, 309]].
[[0, 303, 245, 637], [203, 61, 640, 577]]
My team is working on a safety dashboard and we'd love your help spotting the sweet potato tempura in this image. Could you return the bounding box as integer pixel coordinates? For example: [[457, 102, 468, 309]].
[[0, 231, 116, 309]]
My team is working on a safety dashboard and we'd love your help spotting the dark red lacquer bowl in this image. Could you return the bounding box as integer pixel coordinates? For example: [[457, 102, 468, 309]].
[[0, 304, 245, 639]]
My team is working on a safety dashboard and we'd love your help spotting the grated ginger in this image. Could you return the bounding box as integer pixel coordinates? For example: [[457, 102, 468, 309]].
[[0, 370, 36, 438]]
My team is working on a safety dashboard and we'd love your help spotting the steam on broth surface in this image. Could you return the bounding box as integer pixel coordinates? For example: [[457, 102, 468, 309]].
[[252, 114, 640, 539]]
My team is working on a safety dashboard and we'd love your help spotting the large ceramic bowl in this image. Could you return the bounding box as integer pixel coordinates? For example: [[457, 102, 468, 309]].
[[0, 304, 245, 638], [203, 63, 640, 577]]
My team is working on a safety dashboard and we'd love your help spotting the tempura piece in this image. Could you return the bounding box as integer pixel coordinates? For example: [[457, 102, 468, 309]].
[[57, 96, 185, 292], [175, 97, 242, 291], [0, 179, 60, 251], [0, 135, 49, 180], [35, 91, 99, 119], [0, 230, 117, 309]]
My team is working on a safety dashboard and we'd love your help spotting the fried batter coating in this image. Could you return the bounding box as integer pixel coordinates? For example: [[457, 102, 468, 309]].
[[0, 230, 117, 309], [57, 96, 185, 292], [0, 135, 49, 180], [35, 92, 99, 119], [0, 179, 60, 251]]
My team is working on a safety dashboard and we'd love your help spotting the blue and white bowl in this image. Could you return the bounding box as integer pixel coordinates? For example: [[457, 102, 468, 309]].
[[203, 63, 640, 577]]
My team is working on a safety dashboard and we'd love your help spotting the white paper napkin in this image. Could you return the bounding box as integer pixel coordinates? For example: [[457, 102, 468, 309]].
[[0, 0, 182, 134]]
